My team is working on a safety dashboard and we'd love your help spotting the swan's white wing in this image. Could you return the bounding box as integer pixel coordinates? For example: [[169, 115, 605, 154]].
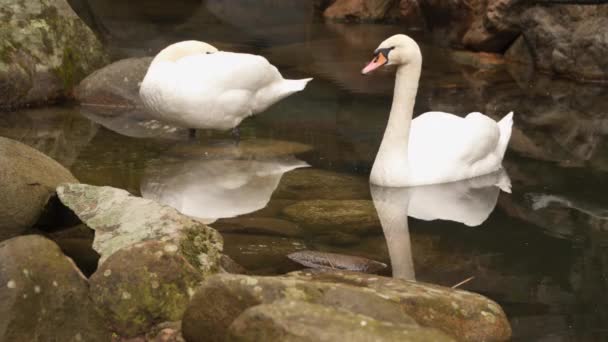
[[174, 52, 282, 94], [409, 111, 500, 165]]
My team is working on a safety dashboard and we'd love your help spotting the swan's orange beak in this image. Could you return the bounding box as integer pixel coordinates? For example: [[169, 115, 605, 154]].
[[362, 52, 388, 75]]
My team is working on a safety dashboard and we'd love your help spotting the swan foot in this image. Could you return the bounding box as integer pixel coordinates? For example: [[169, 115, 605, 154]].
[[231, 126, 241, 146], [188, 128, 197, 140]]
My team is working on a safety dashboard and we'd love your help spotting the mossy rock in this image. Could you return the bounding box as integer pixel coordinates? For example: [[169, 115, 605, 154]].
[[0, 0, 108, 108], [0, 235, 111, 341], [89, 240, 203, 337], [288, 270, 512, 342], [182, 273, 419, 342], [227, 300, 454, 342]]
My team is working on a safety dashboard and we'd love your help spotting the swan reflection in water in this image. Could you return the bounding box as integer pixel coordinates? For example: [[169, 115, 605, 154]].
[[371, 170, 511, 280], [141, 151, 308, 224]]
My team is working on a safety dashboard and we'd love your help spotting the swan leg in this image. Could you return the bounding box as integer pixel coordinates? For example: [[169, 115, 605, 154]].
[[231, 126, 241, 145], [188, 128, 197, 140]]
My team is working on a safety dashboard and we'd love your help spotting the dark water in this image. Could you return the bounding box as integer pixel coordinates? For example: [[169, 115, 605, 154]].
[[3, 13, 608, 340]]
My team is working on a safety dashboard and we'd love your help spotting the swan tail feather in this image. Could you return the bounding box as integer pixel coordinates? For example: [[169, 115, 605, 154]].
[[282, 78, 313, 93], [496, 111, 513, 159]]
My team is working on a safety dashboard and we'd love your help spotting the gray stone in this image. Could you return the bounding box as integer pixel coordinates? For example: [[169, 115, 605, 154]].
[[0, 235, 111, 341], [0, 0, 108, 108], [227, 300, 455, 342], [323, 0, 397, 22], [0, 137, 77, 240], [56, 183, 223, 268], [287, 250, 387, 273]]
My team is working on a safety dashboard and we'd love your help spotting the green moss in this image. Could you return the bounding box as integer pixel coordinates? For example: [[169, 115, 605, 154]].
[[179, 225, 223, 274]]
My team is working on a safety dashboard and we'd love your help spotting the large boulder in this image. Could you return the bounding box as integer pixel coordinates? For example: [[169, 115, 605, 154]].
[[56, 183, 224, 337], [0, 235, 111, 341], [75, 57, 152, 109], [0, 137, 77, 241], [227, 300, 454, 342], [56, 183, 223, 267], [324, 0, 397, 22], [0, 0, 108, 109], [182, 271, 511, 342], [510, 5, 608, 82]]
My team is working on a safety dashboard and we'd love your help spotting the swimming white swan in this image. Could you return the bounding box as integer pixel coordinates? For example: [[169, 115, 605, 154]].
[[362, 34, 513, 187], [139, 41, 312, 137]]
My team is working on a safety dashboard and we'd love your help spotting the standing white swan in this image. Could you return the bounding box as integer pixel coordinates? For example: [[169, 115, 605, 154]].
[[362, 34, 513, 187], [139, 41, 313, 137]]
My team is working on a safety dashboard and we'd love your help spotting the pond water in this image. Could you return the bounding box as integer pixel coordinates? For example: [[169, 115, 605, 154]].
[[2, 19, 608, 341]]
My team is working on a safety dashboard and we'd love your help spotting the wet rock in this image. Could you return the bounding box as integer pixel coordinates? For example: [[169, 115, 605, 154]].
[[90, 240, 203, 337], [222, 234, 307, 274], [274, 168, 370, 200], [288, 250, 387, 273], [0, 235, 111, 341], [289, 270, 512, 341], [213, 217, 304, 238], [515, 5, 608, 82], [182, 273, 419, 341], [283, 200, 380, 235], [56, 183, 223, 267], [75, 57, 152, 109], [227, 300, 455, 342], [324, 0, 397, 22], [0, 0, 108, 109], [182, 272, 510, 342], [399, 0, 425, 29], [57, 183, 223, 336], [0, 137, 77, 241]]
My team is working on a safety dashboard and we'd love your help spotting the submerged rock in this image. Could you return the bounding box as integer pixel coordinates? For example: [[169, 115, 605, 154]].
[[213, 217, 304, 238], [287, 250, 387, 273], [227, 300, 454, 342], [182, 272, 511, 342], [282, 200, 380, 235], [274, 168, 370, 200], [0, 0, 108, 108], [221, 234, 307, 274], [0, 235, 111, 341], [0, 137, 77, 241]]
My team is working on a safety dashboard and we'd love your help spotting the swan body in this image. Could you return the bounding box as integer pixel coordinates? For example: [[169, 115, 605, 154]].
[[362, 35, 513, 187], [139, 41, 312, 131]]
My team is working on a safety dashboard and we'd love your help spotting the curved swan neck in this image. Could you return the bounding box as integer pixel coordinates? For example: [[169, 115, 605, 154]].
[[371, 59, 422, 186]]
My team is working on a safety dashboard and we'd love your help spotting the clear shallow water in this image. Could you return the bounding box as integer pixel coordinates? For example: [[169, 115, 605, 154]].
[[2, 20, 608, 341]]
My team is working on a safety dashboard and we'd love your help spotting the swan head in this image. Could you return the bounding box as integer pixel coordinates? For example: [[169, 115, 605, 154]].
[[361, 34, 421, 75], [151, 40, 219, 65]]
